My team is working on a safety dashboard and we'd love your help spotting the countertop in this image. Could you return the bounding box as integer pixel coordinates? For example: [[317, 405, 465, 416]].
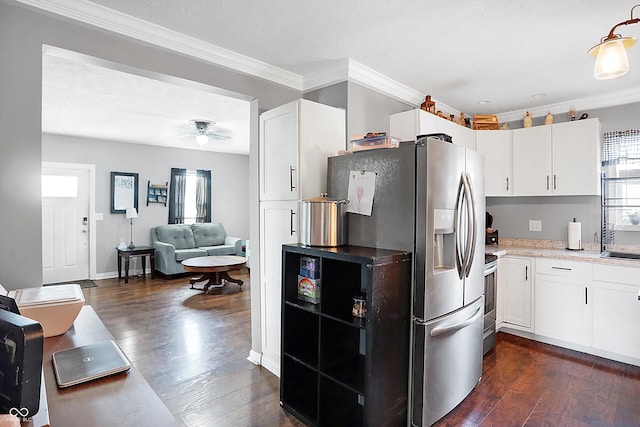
[[485, 238, 640, 268]]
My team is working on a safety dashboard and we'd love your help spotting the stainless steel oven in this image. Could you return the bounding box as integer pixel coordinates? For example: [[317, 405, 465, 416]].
[[483, 254, 498, 355]]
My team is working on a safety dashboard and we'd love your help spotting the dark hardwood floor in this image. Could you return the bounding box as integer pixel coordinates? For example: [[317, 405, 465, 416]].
[[83, 273, 640, 427]]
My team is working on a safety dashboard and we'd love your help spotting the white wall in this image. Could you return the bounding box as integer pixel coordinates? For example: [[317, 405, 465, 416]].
[[43, 134, 250, 276]]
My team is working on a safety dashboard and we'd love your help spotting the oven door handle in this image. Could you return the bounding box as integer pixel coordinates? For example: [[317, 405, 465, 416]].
[[484, 263, 497, 276]]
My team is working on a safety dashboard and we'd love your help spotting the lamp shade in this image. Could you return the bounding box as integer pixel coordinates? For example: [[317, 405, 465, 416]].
[[125, 207, 138, 219], [592, 37, 634, 79]]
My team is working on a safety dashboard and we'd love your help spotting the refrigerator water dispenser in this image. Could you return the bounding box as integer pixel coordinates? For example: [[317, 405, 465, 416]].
[[433, 209, 455, 270]]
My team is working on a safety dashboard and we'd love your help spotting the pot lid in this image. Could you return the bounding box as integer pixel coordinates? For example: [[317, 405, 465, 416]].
[[304, 192, 349, 204]]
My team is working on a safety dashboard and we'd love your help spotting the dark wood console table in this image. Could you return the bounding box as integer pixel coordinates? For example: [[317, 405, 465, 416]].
[[24, 305, 177, 427], [117, 246, 155, 283]]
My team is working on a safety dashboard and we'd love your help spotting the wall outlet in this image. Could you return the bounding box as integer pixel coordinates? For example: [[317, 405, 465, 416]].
[[529, 220, 542, 232]]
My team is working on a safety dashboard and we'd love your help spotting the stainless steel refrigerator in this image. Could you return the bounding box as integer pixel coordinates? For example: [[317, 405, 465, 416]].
[[327, 136, 485, 426]]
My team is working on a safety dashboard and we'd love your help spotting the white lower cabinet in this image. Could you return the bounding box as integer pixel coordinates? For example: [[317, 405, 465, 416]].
[[259, 200, 299, 376], [592, 264, 640, 360], [499, 257, 532, 330], [534, 259, 591, 347], [497, 257, 640, 367]]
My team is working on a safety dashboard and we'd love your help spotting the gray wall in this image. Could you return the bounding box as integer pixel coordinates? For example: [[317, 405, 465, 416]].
[[0, 1, 299, 291], [43, 134, 250, 276], [307, 81, 414, 144], [347, 82, 412, 138], [486, 196, 601, 244]]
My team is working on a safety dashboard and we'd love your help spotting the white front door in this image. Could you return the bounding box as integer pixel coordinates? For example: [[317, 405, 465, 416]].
[[42, 166, 90, 284]]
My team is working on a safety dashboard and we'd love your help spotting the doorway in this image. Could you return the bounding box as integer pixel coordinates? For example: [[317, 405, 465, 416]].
[[42, 162, 96, 284]]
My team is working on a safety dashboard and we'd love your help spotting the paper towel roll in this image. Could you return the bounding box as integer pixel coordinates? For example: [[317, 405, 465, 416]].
[[568, 221, 582, 250]]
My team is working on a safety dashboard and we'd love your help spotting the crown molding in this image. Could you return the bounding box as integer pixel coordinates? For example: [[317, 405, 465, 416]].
[[17, 0, 633, 119], [14, 0, 303, 90], [497, 87, 640, 123], [302, 60, 349, 92], [344, 59, 462, 116]]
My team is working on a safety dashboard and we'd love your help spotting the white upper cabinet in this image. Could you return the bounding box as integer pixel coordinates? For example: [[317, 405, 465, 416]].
[[390, 109, 476, 150], [551, 118, 602, 196], [476, 130, 513, 196], [512, 118, 601, 197], [512, 125, 553, 196], [260, 99, 346, 201]]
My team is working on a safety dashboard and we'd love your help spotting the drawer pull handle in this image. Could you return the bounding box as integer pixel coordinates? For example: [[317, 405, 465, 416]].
[[551, 266, 572, 271]]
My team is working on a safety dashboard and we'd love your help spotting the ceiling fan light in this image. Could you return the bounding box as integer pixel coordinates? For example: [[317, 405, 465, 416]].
[[593, 37, 633, 79], [195, 134, 209, 145]]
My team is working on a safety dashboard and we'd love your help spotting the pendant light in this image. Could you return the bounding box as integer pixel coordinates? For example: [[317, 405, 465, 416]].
[[588, 5, 640, 80]]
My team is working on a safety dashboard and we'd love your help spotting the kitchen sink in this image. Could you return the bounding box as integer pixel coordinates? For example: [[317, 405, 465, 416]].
[[600, 251, 640, 260]]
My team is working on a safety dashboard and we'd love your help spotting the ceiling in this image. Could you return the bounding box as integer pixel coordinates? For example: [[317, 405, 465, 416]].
[[42, 52, 252, 154], [30, 0, 640, 152]]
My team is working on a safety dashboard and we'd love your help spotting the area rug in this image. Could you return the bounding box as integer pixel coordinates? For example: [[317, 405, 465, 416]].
[[44, 279, 97, 289]]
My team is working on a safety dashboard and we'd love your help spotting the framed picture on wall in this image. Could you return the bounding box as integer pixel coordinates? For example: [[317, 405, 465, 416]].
[[111, 172, 139, 214]]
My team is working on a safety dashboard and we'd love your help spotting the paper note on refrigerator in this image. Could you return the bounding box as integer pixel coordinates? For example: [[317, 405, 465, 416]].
[[347, 171, 376, 216]]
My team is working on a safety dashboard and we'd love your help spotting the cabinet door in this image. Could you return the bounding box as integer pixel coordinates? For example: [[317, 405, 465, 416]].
[[500, 257, 532, 329], [259, 200, 299, 376], [535, 274, 591, 347], [512, 126, 552, 196], [592, 280, 640, 360], [259, 101, 299, 201], [551, 119, 601, 196], [476, 130, 513, 196], [448, 122, 476, 150]]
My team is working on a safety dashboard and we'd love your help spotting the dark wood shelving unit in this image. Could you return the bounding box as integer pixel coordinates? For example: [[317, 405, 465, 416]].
[[280, 244, 412, 427]]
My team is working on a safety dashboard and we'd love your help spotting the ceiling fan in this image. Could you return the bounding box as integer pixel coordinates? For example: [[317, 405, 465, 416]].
[[181, 119, 230, 145]]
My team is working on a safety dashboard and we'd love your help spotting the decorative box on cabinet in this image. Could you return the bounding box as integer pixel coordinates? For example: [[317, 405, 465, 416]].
[[280, 244, 412, 427]]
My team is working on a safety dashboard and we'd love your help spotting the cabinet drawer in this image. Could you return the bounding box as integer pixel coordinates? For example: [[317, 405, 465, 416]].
[[535, 258, 591, 278], [593, 264, 640, 285]]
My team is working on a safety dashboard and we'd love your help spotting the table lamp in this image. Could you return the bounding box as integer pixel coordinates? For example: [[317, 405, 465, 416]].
[[126, 207, 138, 249]]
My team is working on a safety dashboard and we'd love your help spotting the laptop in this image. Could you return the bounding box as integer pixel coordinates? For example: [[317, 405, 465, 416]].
[[52, 340, 131, 388]]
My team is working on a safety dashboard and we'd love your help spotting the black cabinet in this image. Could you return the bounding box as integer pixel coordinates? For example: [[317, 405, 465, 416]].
[[280, 244, 412, 426]]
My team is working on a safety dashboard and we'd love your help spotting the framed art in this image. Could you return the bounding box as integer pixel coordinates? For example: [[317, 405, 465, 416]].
[[111, 172, 139, 214]]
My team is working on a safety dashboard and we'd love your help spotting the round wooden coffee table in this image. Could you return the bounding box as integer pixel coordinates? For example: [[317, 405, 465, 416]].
[[181, 255, 247, 293]]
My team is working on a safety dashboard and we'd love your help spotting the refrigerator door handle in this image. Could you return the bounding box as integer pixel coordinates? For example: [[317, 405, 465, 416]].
[[463, 172, 477, 278], [430, 305, 483, 337], [455, 174, 466, 279]]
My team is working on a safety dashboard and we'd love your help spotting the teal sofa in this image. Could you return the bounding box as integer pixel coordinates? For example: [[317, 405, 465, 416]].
[[151, 223, 242, 276]]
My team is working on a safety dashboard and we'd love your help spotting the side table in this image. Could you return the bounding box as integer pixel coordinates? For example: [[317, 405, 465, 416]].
[[117, 246, 155, 284]]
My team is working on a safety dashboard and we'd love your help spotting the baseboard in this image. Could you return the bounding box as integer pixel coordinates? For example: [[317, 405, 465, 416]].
[[247, 349, 262, 366], [261, 355, 281, 378], [92, 268, 154, 281]]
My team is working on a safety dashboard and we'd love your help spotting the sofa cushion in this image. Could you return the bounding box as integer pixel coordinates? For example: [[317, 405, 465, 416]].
[[192, 223, 226, 247], [155, 225, 196, 250], [201, 244, 237, 256], [174, 248, 208, 262]]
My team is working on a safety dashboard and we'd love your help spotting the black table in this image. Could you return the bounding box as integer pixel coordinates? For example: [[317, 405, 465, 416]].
[[117, 246, 155, 283]]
